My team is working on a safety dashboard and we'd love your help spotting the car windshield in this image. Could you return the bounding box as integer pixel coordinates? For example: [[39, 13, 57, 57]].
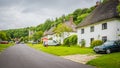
[[103, 41, 114, 46]]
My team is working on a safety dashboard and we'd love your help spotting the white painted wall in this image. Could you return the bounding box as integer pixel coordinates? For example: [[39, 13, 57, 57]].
[[77, 19, 120, 47]]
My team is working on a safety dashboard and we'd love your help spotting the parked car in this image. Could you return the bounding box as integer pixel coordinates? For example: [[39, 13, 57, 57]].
[[0, 41, 9, 44], [43, 40, 60, 46], [32, 42, 38, 44], [93, 40, 120, 54]]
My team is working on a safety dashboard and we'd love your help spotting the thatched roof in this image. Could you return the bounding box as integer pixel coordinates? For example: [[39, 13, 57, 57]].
[[64, 20, 77, 32], [43, 21, 77, 36], [43, 17, 77, 36], [43, 27, 55, 36], [77, 0, 119, 28]]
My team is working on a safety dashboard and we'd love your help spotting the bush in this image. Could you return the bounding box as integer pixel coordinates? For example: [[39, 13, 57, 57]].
[[63, 35, 78, 46], [81, 39, 86, 47], [69, 35, 77, 45], [63, 37, 70, 47], [90, 40, 103, 48]]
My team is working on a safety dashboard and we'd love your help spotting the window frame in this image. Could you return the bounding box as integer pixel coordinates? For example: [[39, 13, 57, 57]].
[[90, 26, 94, 32], [102, 23, 107, 30], [102, 36, 107, 42], [81, 28, 84, 34]]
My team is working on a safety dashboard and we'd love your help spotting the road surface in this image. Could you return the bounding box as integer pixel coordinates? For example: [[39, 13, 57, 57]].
[[0, 44, 95, 68]]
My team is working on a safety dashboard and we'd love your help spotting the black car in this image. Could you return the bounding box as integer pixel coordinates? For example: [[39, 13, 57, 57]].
[[93, 40, 120, 54]]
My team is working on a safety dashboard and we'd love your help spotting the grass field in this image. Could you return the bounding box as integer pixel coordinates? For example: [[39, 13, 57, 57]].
[[87, 52, 120, 68], [0, 44, 14, 52], [28, 44, 94, 56]]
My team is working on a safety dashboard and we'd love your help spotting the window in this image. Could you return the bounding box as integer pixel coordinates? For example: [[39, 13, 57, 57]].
[[102, 36, 107, 42], [102, 23, 107, 30], [90, 26, 94, 32], [81, 29, 84, 34], [90, 38, 94, 43], [117, 28, 119, 31]]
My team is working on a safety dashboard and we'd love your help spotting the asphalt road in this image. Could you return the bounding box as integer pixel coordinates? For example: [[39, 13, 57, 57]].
[[0, 44, 95, 68]]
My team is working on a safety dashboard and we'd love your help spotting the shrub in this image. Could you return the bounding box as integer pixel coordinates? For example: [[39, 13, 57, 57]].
[[90, 40, 103, 48], [63, 37, 69, 45], [69, 35, 77, 45], [81, 39, 86, 47], [118, 34, 120, 36], [63, 35, 78, 46]]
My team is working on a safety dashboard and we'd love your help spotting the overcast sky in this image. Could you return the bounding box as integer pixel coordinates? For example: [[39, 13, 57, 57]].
[[0, 0, 99, 30]]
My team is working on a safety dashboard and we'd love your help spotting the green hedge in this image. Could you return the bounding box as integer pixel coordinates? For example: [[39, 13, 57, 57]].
[[63, 35, 77, 46], [90, 40, 103, 48]]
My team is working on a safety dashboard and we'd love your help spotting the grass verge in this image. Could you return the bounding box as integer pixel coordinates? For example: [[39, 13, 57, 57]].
[[0, 44, 14, 52], [28, 44, 94, 56], [28, 44, 120, 68], [87, 52, 120, 68]]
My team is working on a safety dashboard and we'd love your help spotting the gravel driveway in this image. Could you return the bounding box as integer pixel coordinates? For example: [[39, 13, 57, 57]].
[[62, 54, 100, 64]]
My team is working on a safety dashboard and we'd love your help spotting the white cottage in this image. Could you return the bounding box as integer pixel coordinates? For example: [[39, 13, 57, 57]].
[[77, 0, 120, 47], [43, 16, 77, 44], [60, 16, 77, 44]]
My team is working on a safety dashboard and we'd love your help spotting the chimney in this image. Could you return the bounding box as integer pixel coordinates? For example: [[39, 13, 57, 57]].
[[95, 1, 101, 7]]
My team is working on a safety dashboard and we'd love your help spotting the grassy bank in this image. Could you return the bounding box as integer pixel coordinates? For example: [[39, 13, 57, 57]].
[[28, 44, 94, 56], [87, 52, 120, 68], [0, 44, 14, 52]]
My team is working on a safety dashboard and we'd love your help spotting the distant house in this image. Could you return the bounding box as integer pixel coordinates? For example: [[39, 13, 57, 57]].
[[60, 16, 77, 44], [43, 27, 60, 42], [76, 0, 120, 47], [43, 16, 77, 44]]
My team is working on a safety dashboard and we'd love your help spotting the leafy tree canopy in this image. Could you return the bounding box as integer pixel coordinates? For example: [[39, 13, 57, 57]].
[[53, 23, 72, 35]]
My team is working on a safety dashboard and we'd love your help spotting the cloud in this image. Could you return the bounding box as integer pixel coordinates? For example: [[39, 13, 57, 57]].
[[0, 0, 98, 30]]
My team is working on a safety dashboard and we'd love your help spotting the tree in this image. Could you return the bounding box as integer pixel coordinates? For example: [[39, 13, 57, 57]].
[[75, 13, 89, 25], [0, 31, 8, 41], [32, 31, 43, 41], [53, 23, 72, 35], [41, 19, 54, 31]]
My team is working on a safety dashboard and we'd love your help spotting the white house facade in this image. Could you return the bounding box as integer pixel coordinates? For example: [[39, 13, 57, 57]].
[[77, 0, 120, 47], [77, 19, 120, 47]]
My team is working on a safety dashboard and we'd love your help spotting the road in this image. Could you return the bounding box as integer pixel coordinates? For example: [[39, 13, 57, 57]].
[[0, 44, 95, 68]]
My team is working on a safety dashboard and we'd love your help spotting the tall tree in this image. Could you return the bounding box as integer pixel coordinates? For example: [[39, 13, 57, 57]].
[[33, 31, 43, 41], [53, 23, 72, 35]]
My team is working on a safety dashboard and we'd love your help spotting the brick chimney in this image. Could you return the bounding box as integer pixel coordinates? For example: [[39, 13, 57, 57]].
[[95, 1, 101, 7]]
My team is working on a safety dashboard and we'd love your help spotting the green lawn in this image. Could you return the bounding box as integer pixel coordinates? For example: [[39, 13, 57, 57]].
[[0, 44, 14, 52], [28, 44, 120, 68], [87, 52, 120, 68], [28, 44, 94, 56]]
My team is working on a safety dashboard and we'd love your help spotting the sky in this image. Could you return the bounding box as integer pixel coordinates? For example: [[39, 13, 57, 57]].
[[0, 0, 99, 30]]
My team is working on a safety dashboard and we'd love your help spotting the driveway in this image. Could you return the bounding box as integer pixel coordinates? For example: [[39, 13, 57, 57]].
[[0, 44, 95, 68]]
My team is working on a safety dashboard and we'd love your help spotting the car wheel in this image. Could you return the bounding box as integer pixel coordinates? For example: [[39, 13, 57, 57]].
[[106, 49, 111, 54]]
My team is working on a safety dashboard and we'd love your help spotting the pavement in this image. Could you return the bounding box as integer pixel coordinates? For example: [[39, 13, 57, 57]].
[[0, 44, 95, 68]]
